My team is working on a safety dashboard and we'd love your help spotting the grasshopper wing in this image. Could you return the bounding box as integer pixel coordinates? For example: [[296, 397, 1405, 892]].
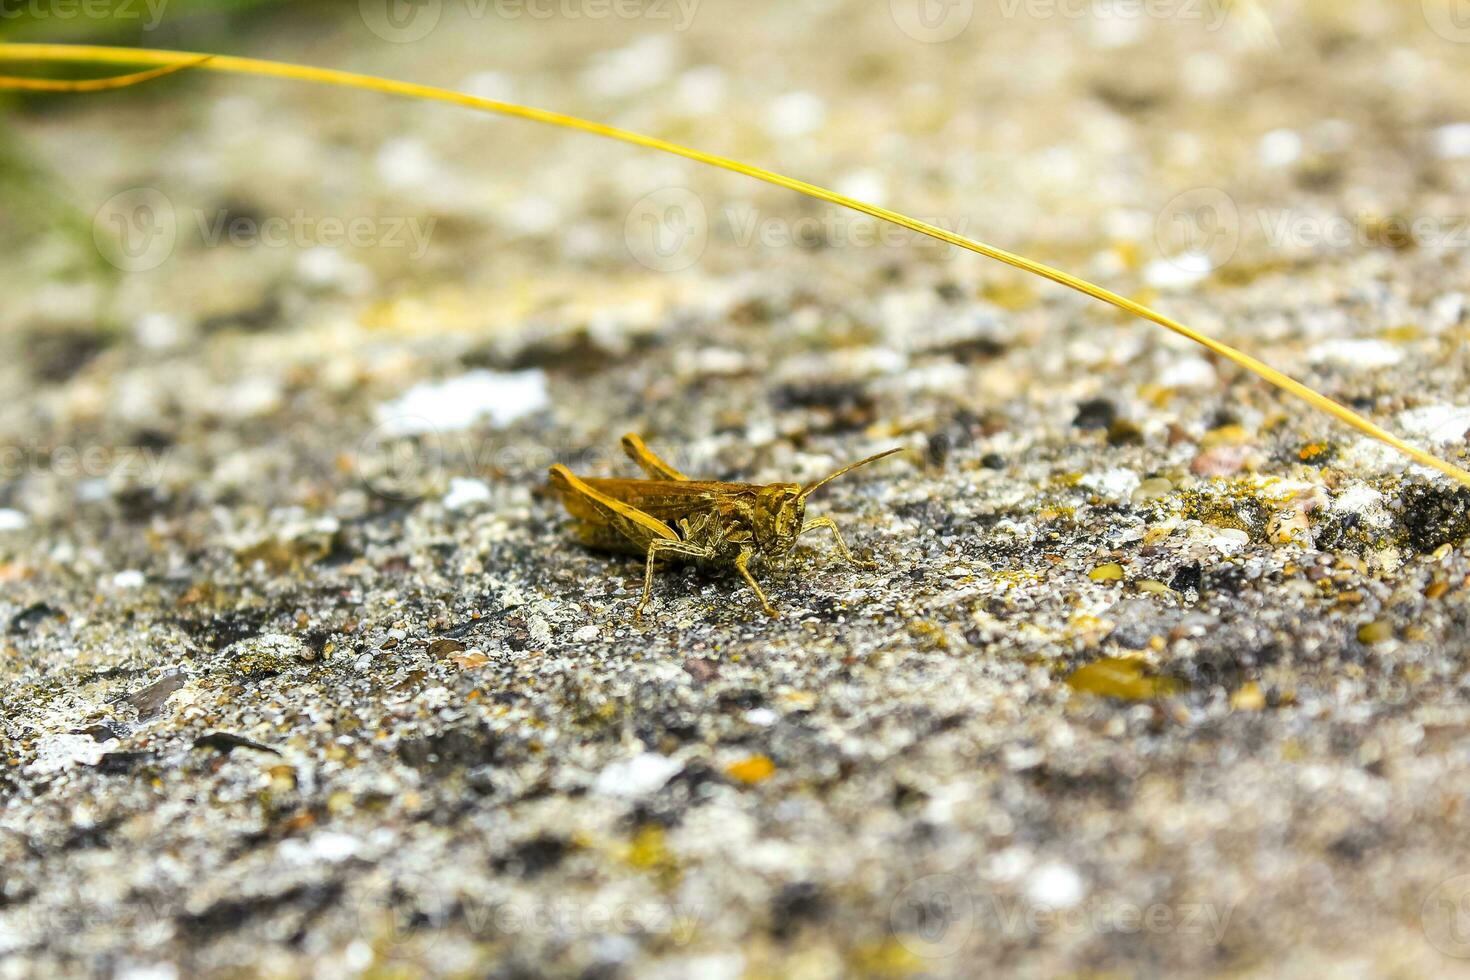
[[581, 478, 744, 525]]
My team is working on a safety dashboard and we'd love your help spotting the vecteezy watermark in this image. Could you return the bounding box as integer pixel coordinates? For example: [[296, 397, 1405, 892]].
[[723, 205, 971, 255], [0, 0, 169, 31], [1422, 873, 1470, 958], [891, 0, 1261, 42], [13, 894, 171, 952], [92, 189, 437, 272], [999, 0, 1233, 31], [0, 443, 169, 485], [1155, 187, 1470, 279], [1257, 210, 1470, 252], [1423, 0, 1470, 42], [622, 188, 971, 272], [359, 0, 700, 43], [356, 874, 701, 958], [889, 874, 1233, 958], [196, 210, 436, 259]]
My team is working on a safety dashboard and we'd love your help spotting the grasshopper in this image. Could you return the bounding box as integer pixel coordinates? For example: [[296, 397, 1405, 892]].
[[548, 435, 903, 619]]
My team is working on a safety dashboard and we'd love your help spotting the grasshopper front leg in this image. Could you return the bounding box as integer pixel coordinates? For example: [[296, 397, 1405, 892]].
[[639, 538, 715, 619], [800, 516, 877, 570], [733, 548, 778, 618]]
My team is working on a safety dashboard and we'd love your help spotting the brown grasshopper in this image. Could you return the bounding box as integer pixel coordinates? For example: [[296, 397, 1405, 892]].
[[548, 434, 903, 619]]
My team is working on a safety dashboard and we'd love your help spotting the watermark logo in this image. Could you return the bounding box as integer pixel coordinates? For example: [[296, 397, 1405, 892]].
[[890, 0, 976, 42], [94, 187, 177, 272], [1424, 0, 1470, 42], [1154, 186, 1241, 273], [625, 187, 708, 272], [355, 418, 448, 501], [358, 873, 451, 957], [1423, 873, 1470, 958], [360, 0, 443, 42], [890, 874, 975, 958]]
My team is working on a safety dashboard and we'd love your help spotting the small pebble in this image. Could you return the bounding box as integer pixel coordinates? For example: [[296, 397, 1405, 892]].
[[1357, 620, 1393, 645]]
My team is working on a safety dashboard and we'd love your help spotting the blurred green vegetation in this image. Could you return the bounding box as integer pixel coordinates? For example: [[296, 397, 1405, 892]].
[[0, 0, 332, 295]]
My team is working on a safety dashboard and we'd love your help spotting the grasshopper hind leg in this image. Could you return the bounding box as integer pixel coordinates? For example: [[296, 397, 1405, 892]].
[[638, 538, 715, 620], [621, 433, 689, 481]]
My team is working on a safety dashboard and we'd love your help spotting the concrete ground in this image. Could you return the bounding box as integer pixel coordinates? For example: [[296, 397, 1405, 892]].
[[3, 1, 1470, 976]]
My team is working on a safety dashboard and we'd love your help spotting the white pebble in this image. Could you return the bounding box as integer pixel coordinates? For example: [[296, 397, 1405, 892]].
[[1025, 861, 1086, 909], [462, 70, 514, 102], [582, 36, 676, 98], [1397, 405, 1470, 444], [116, 966, 178, 980], [1158, 356, 1218, 389], [1432, 123, 1470, 160], [1208, 527, 1251, 555], [1332, 485, 1391, 528], [443, 478, 493, 512], [25, 733, 113, 775], [281, 831, 361, 865], [375, 138, 437, 188], [1259, 128, 1302, 168], [765, 92, 826, 140], [1081, 469, 1140, 501], [112, 569, 146, 589], [133, 313, 185, 350], [1144, 252, 1213, 289], [593, 752, 682, 797], [835, 169, 888, 206], [1308, 338, 1403, 369], [376, 369, 549, 436], [0, 509, 28, 531], [676, 66, 726, 115], [572, 625, 599, 642]]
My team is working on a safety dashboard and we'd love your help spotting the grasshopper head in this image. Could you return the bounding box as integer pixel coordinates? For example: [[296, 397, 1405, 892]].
[[753, 484, 805, 554], [751, 447, 904, 556]]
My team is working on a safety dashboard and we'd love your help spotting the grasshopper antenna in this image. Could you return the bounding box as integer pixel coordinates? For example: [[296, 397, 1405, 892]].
[[799, 447, 904, 501]]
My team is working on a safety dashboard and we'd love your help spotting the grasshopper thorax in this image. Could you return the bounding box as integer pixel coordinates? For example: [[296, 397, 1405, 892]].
[[752, 483, 805, 554]]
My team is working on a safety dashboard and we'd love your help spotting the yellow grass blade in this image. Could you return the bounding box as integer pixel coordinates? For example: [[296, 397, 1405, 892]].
[[0, 56, 208, 92], [1, 42, 1465, 489]]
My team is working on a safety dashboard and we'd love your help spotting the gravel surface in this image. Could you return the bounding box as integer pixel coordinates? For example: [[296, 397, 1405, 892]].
[[4, 3, 1470, 977]]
